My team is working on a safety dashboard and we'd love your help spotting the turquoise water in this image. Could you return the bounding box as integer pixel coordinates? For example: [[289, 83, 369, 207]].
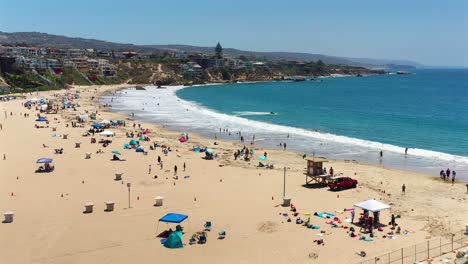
[[177, 69, 468, 157], [103, 69, 468, 178]]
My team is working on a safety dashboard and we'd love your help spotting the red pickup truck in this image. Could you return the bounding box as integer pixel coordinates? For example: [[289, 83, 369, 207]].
[[328, 177, 358, 190]]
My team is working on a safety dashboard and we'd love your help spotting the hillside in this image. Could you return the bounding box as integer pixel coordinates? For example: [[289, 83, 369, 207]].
[[0, 31, 421, 68]]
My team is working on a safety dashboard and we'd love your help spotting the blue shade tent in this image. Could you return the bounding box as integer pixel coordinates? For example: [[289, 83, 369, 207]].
[[157, 213, 189, 234], [129, 139, 139, 145], [37, 158, 53, 163], [92, 123, 104, 129], [159, 213, 188, 223], [36, 117, 48, 122]]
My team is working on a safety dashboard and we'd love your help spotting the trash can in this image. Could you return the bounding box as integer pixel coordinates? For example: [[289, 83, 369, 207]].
[[282, 197, 291, 207], [84, 202, 94, 214], [3, 211, 14, 223], [105, 201, 115, 212], [154, 196, 164, 206], [115, 173, 123, 181]]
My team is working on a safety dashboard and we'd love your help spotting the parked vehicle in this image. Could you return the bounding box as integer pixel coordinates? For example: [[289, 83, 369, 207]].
[[328, 177, 358, 190]]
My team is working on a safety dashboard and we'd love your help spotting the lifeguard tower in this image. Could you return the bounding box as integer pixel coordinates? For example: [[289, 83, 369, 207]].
[[305, 159, 330, 185]]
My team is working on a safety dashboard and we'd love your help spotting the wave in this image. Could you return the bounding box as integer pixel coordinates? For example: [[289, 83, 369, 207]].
[[104, 85, 468, 167], [233, 111, 278, 116]]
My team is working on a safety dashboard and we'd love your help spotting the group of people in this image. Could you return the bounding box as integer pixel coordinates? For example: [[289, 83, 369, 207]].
[[233, 146, 254, 161], [440, 168, 456, 183]]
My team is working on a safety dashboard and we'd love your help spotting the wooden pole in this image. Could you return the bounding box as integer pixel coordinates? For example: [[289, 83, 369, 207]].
[[401, 248, 404, 264]]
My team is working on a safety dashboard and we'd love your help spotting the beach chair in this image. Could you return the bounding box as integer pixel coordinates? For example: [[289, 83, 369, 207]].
[[198, 234, 207, 244], [204, 221, 212, 231], [218, 230, 226, 239]]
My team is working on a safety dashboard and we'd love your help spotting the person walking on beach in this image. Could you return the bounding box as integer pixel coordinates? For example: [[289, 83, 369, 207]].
[[148, 165, 151, 174], [183, 162, 186, 172], [157, 155, 161, 164], [160, 160, 163, 170], [351, 209, 355, 224], [440, 170, 444, 179], [283, 143, 287, 150], [446, 168, 451, 179], [401, 184, 406, 194], [380, 150, 383, 158], [405, 148, 408, 155], [174, 165, 178, 175], [451, 170, 456, 185]]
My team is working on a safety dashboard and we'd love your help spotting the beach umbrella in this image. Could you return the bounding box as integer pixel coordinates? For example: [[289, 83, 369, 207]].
[[35, 117, 48, 122], [36, 158, 53, 163], [92, 123, 104, 129], [179, 137, 186, 143], [111, 150, 121, 155], [258, 156, 267, 161], [129, 139, 139, 145], [143, 129, 151, 134], [116, 120, 125, 124]]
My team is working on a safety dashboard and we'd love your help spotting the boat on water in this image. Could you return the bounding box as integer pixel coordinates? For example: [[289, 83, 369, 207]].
[[396, 71, 412, 75]]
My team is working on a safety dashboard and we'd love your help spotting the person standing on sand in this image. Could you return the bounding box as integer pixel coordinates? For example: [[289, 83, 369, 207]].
[[157, 155, 161, 164], [174, 165, 178, 175], [402, 184, 406, 194], [351, 209, 355, 224], [380, 150, 383, 158], [405, 148, 408, 155], [284, 143, 287, 150], [148, 165, 151, 174], [446, 168, 451, 179], [183, 162, 186, 172], [160, 160, 163, 170]]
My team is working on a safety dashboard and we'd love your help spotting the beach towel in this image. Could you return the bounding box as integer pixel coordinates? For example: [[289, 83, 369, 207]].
[[316, 212, 335, 218]]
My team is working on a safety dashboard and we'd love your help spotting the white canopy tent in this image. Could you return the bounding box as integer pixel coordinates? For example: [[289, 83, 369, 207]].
[[354, 199, 391, 213], [100, 119, 111, 124], [99, 130, 115, 136]]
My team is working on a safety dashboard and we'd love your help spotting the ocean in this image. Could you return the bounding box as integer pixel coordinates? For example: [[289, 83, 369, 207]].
[[101, 69, 468, 179]]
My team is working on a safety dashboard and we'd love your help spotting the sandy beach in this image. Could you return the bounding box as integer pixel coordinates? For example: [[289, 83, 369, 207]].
[[0, 84, 467, 264]]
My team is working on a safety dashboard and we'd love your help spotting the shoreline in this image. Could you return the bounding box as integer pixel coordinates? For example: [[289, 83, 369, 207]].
[[101, 82, 468, 180], [1, 83, 466, 264]]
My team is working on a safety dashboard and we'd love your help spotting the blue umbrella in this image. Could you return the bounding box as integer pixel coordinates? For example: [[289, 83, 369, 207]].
[[36, 117, 48, 122], [92, 123, 104, 129], [258, 156, 267, 161], [129, 139, 139, 145], [37, 158, 53, 163]]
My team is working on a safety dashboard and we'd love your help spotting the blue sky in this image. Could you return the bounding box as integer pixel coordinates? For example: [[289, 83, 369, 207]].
[[1, 0, 467, 67]]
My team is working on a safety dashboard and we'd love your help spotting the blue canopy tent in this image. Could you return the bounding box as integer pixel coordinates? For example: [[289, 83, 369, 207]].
[[159, 213, 188, 223], [157, 213, 189, 235], [92, 123, 104, 129], [36, 117, 48, 122], [36, 158, 54, 173]]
